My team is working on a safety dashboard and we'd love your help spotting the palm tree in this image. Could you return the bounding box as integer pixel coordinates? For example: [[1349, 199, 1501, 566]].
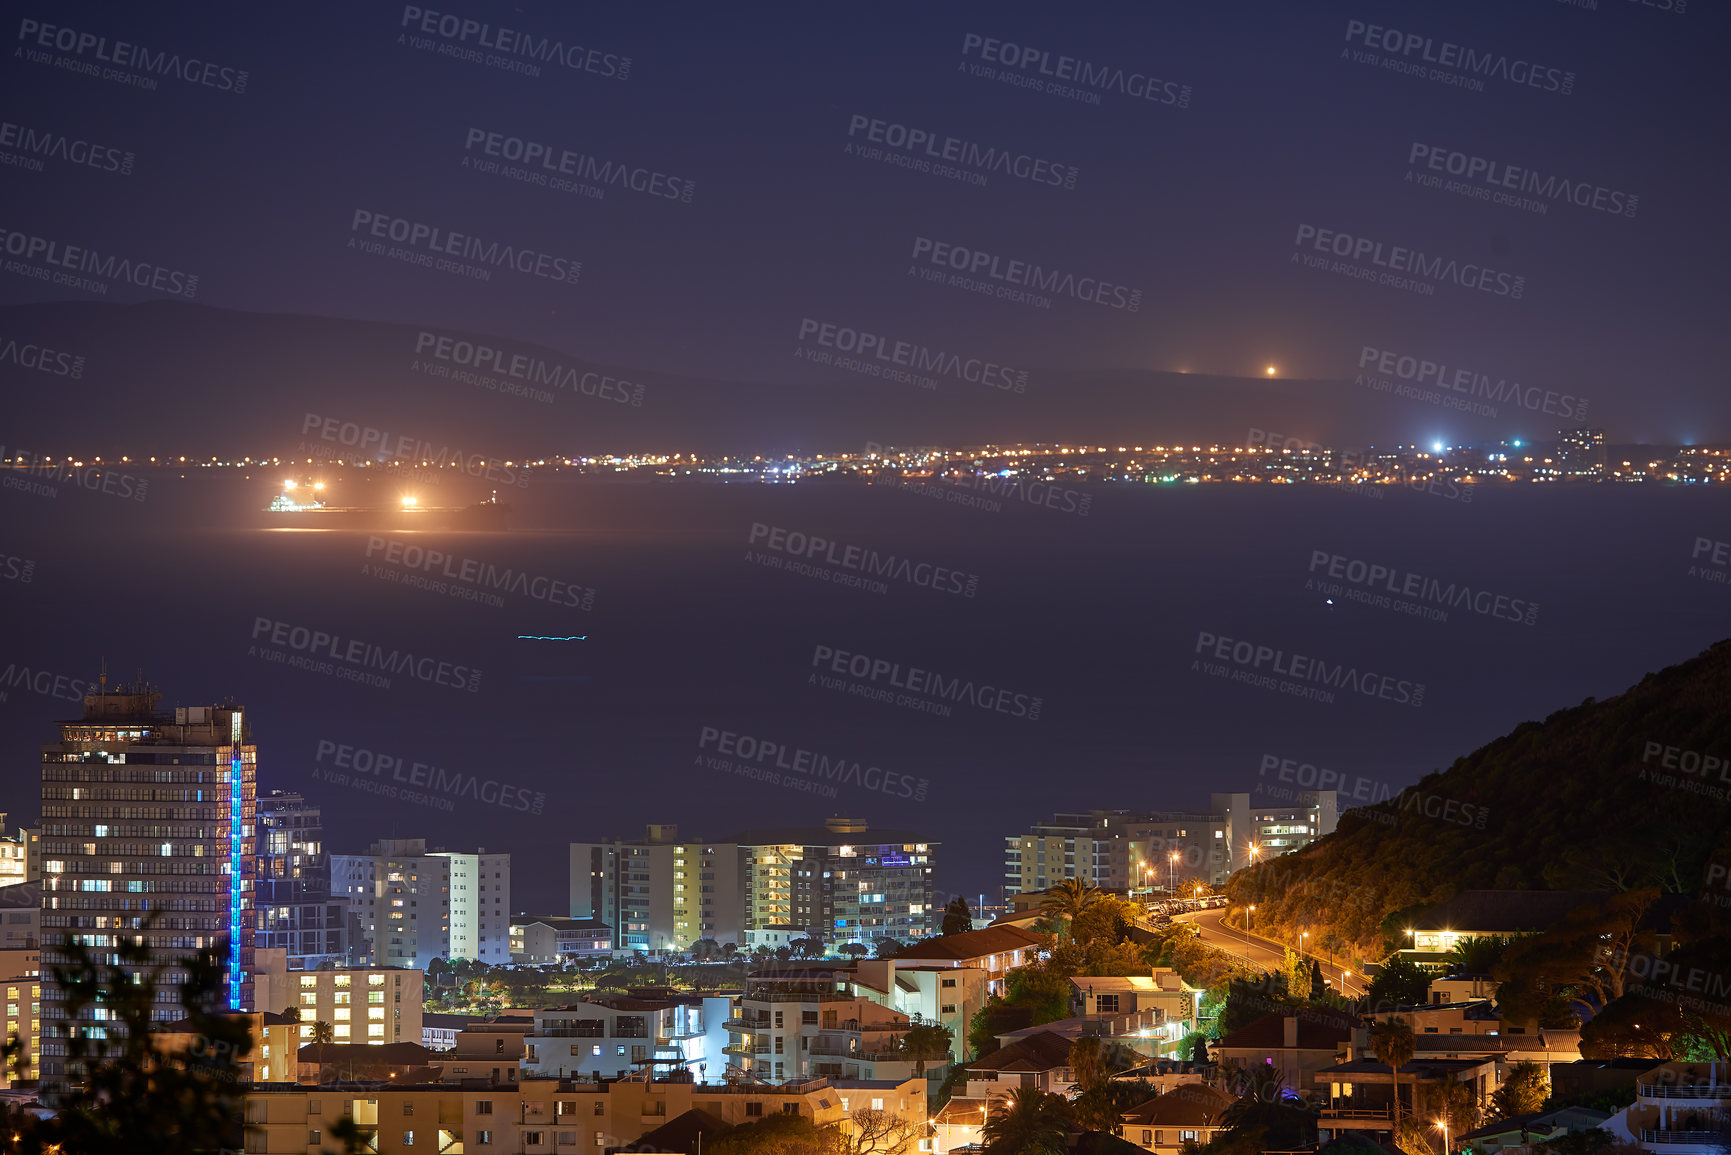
[[1040, 879, 1102, 938], [1369, 1016, 1415, 1130], [312, 1019, 335, 1045], [982, 1087, 1071, 1155]]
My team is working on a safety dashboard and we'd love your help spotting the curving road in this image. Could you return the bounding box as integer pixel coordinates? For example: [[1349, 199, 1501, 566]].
[[1173, 908, 1363, 998]]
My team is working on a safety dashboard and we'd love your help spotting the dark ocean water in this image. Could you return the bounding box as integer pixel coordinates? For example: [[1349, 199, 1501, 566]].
[[1, 469, 1726, 912]]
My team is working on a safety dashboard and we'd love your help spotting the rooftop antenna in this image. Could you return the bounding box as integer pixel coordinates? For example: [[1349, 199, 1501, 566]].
[[99, 658, 107, 691]]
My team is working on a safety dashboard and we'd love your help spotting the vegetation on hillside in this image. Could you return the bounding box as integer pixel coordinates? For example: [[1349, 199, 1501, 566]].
[[1225, 640, 1731, 954]]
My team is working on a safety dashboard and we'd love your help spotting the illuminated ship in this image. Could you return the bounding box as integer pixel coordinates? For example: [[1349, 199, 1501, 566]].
[[264, 480, 510, 530]]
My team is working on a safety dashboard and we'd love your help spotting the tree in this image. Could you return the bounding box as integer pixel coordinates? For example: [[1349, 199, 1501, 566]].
[[1579, 995, 1681, 1060], [691, 938, 724, 961], [1069, 1036, 1110, 1097], [790, 936, 826, 958], [1217, 972, 1301, 1036], [896, 1023, 954, 1075], [1068, 1037, 1143, 1130], [840, 943, 870, 959], [1187, 1033, 1210, 1065], [837, 1108, 919, 1155], [1495, 889, 1661, 1025], [1365, 956, 1431, 1012], [942, 897, 973, 937], [0, 921, 254, 1154], [968, 996, 1030, 1060], [709, 1111, 841, 1155], [1040, 879, 1102, 938], [1310, 959, 1327, 1001], [1369, 1017, 1415, 1129], [1414, 1077, 1480, 1139], [1442, 935, 1512, 976], [981, 1086, 1070, 1155], [874, 938, 902, 959], [312, 1019, 336, 1045], [1070, 896, 1135, 949], [1489, 1060, 1550, 1121]]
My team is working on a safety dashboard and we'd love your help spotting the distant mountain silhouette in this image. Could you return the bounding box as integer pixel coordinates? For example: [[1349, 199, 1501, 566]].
[[1, 300, 1430, 457]]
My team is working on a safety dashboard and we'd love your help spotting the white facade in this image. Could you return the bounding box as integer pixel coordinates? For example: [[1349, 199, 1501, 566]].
[[334, 838, 510, 967], [524, 995, 732, 1081], [433, 850, 511, 964]]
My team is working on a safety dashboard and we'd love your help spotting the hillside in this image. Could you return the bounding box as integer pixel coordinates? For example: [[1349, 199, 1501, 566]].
[[1227, 638, 1731, 954]]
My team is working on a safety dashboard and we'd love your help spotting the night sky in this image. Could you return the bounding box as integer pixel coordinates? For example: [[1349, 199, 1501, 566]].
[[2, 0, 1728, 917]]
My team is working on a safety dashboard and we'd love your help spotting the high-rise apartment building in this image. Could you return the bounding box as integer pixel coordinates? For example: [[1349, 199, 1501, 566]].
[[569, 825, 746, 952], [1002, 810, 1132, 896], [1004, 792, 1338, 896], [38, 681, 256, 1099], [572, 821, 934, 951], [738, 818, 936, 947], [334, 839, 509, 967], [438, 849, 510, 962], [1556, 428, 1607, 477], [256, 791, 346, 968]]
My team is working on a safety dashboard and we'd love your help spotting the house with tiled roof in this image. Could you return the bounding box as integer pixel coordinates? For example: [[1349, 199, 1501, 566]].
[[1213, 1008, 1357, 1100], [1117, 1083, 1236, 1153], [958, 1029, 1077, 1102]]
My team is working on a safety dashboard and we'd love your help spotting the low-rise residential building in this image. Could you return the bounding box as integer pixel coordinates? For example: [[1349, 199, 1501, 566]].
[[0, 975, 39, 1089], [851, 960, 984, 1066], [726, 964, 934, 1084], [422, 1012, 480, 1052], [266, 965, 424, 1046], [964, 1029, 1077, 1099], [511, 917, 614, 962], [296, 1041, 439, 1084], [0, 817, 39, 887], [156, 1011, 302, 1084], [1313, 1053, 1500, 1144], [1603, 1060, 1731, 1153], [0, 883, 38, 951], [1214, 1009, 1357, 1101], [1396, 890, 1605, 963], [524, 991, 731, 1081], [1118, 1083, 1236, 1153], [238, 1072, 922, 1155], [1455, 1106, 1611, 1154], [891, 925, 1042, 998], [1070, 971, 1203, 1055]]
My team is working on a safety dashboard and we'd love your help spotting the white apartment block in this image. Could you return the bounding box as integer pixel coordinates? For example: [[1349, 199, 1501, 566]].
[[334, 838, 510, 967]]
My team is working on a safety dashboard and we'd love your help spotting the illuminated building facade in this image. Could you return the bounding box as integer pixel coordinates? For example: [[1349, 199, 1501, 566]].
[[256, 790, 347, 968], [569, 825, 746, 953], [0, 815, 40, 887], [1006, 792, 1338, 895], [738, 818, 937, 947], [1556, 428, 1607, 477], [334, 838, 510, 966], [37, 681, 256, 1099]]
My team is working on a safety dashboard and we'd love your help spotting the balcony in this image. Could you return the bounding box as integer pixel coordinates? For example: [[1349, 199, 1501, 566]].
[[724, 1017, 769, 1032], [1640, 1082, 1731, 1100], [1641, 1130, 1727, 1146], [723, 1044, 770, 1058]]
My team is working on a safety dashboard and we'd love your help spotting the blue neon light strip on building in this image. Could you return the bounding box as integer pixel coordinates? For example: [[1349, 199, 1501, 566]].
[[229, 715, 244, 1010]]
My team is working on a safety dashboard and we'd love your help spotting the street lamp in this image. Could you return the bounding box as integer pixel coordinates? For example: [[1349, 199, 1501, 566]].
[[1169, 852, 1179, 896], [1434, 1116, 1450, 1154], [1138, 860, 1150, 900]]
